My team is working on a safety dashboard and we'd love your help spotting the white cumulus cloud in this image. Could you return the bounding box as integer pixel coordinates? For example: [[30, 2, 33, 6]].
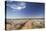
[[7, 2, 26, 11]]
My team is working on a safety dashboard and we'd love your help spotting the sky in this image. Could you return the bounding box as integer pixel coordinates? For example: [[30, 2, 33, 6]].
[[5, 1, 44, 19]]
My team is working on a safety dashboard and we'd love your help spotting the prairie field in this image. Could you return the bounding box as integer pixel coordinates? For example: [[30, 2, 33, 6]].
[[5, 18, 45, 30]]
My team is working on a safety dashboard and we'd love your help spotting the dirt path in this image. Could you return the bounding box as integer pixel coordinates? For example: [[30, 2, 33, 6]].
[[21, 20, 32, 29]]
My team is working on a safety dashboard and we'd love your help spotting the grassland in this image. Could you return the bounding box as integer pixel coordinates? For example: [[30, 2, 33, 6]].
[[5, 18, 45, 30]]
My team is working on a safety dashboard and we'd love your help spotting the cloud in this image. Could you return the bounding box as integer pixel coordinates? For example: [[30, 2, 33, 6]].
[[7, 2, 26, 11]]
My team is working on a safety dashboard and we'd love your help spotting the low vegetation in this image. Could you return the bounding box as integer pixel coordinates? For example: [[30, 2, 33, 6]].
[[5, 18, 45, 30]]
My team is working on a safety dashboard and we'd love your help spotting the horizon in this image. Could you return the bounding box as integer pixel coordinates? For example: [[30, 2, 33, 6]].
[[6, 17, 44, 19]]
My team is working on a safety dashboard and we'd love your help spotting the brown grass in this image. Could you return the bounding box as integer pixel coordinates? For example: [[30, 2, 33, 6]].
[[6, 18, 32, 30]]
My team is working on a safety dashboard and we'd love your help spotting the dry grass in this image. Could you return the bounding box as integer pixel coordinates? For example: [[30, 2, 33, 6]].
[[6, 18, 32, 30], [5, 18, 45, 30]]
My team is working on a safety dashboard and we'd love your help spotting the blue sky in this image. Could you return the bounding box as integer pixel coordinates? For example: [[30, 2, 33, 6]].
[[6, 1, 44, 18]]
